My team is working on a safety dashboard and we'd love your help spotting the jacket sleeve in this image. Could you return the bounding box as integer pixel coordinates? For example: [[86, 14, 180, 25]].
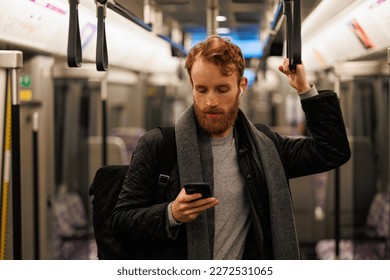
[[274, 90, 351, 178], [112, 128, 174, 243]]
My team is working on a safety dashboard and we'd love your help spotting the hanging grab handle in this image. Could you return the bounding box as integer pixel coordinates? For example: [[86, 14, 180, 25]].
[[67, 0, 82, 67], [284, 0, 301, 70], [96, 0, 109, 71]]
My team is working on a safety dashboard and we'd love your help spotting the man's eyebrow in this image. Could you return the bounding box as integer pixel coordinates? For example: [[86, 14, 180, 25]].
[[216, 84, 230, 87], [194, 83, 231, 88]]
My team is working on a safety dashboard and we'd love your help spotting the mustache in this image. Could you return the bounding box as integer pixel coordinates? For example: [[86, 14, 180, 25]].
[[202, 106, 224, 114]]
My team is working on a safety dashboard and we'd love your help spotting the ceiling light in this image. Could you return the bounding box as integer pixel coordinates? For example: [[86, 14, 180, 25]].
[[216, 15, 227, 22], [216, 27, 230, 34]]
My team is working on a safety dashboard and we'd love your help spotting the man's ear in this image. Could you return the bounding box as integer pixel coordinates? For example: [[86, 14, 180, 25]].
[[239, 77, 248, 96]]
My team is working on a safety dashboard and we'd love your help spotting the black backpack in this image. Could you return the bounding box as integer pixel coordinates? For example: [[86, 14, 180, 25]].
[[89, 126, 176, 259]]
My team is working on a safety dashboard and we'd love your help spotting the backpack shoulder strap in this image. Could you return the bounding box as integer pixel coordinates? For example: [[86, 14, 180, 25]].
[[156, 126, 176, 198]]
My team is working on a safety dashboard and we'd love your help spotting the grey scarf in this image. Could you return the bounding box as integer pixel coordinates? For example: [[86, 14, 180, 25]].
[[175, 105, 300, 260]]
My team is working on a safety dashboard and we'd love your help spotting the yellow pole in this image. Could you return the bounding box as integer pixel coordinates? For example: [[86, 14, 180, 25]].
[[0, 74, 12, 260]]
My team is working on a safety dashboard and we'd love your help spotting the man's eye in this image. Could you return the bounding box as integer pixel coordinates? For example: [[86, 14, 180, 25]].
[[218, 88, 229, 93], [197, 88, 207, 93]]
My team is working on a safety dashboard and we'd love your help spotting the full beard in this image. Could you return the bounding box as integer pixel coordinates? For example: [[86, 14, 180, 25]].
[[194, 95, 240, 136]]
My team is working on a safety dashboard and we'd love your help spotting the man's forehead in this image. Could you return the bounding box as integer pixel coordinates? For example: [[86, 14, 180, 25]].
[[192, 59, 237, 77], [192, 70, 235, 85]]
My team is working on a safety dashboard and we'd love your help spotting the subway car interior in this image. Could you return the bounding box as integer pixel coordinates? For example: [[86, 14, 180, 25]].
[[0, 0, 389, 260]]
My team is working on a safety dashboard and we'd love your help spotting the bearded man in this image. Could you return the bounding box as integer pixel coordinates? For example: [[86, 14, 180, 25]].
[[112, 35, 350, 260]]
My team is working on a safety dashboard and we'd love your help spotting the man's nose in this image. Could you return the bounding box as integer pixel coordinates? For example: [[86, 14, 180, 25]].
[[206, 91, 218, 107]]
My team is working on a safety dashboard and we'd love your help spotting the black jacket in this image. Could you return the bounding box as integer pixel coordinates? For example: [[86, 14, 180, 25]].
[[112, 90, 351, 259]]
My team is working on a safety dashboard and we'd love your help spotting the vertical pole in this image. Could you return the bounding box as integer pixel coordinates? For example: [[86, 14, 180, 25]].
[[334, 69, 341, 260], [0, 51, 23, 259], [0, 69, 12, 260], [143, 0, 153, 26], [206, 0, 219, 35], [334, 168, 340, 259], [387, 47, 390, 260], [32, 112, 40, 260], [10, 68, 22, 260], [101, 78, 108, 166]]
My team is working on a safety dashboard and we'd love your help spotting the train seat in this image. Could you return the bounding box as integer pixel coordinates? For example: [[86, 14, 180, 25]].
[[315, 191, 389, 260], [52, 186, 89, 259], [110, 126, 146, 162], [87, 136, 129, 182]]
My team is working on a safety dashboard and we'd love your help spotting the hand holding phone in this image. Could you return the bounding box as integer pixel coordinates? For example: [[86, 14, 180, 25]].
[[184, 182, 213, 198], [171, 186, 218, 223]]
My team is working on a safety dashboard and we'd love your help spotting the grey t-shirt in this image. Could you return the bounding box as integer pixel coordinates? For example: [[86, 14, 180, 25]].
[[211, 131, 251, 259]]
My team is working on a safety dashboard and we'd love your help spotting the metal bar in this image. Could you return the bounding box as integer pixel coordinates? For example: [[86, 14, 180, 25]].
[[206, 0, 219, 35], [0, 51, 23, 68], [262, 2, 285, 59], [0, 50, 23, 260], [108, 1, 186, 55], [270, 2, 284, 32], [32, 112, 40, 260], [334, 167, 340, 259], [158, 34, 187, 57], [10, 68, 22, 260], [387, 47, 390, 260], [0, 69, 11, 260], [107, 2, 152, 32], [333, 74, 341, 260], [101, 78, 108, 166]]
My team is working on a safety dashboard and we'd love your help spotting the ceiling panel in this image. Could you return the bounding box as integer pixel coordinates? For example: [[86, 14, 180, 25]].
[[127, 0, 323, 58]]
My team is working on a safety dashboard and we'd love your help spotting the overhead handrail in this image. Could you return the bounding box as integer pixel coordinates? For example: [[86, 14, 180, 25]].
[[262, 1, 284, 60], [67, 0, 82, 67], [270, 2, 284, 31], [158, 34, 187, 57], [96, 0, 109, 71], [262, 1, 301, 68], [108, 1, 152, 32], [67, 0, 187, 68], [284, 0, 301, 70], [108, 1, 187, 57]]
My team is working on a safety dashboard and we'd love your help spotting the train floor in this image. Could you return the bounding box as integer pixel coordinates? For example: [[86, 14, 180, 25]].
[[300, 243, 319, 260], [58, 239, 389, 260]]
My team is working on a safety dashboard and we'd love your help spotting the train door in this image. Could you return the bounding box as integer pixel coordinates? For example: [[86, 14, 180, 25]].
[[52, 64, 107, 259], [315, 60, 389, 260], [143, 62, 190, 130], [335, 60, 388, 229], [52, 64, 143, 259], [20, 56, 57, 260]]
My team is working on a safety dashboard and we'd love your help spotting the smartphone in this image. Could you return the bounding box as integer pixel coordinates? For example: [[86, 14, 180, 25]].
[[184, 182, 213, 198]]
